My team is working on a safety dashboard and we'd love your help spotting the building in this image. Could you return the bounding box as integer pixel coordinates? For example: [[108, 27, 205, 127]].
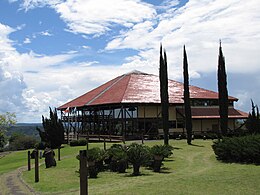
[[58, 71, 248, 140]]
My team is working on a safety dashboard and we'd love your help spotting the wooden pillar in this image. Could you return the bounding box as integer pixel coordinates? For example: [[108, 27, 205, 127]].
[[103, 137, 106, 150], [35, 150, 39, 183], [79, 150, 88, 195], [58, 147, 61, 161], [27, 151, 31, 171]]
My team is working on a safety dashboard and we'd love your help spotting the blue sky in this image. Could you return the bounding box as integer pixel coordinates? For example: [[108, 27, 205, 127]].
[[0, 0, 259, 122]]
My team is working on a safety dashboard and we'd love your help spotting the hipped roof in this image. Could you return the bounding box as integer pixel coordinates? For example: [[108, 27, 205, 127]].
[[58, 71, 238, 110]]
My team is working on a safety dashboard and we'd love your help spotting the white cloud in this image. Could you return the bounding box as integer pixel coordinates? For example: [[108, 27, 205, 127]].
[[16, 0, 156, 36], [106, 0, 260, 75], [23, 37, 31, 44], [0, 22, 79, 122], [39, 30, 53, 36]]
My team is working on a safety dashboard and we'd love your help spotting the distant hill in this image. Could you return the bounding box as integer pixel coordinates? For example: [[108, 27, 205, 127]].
[[7, 123, 43, 138]]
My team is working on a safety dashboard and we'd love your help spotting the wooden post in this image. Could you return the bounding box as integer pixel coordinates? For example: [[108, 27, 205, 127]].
[[28, 151, 31, 171], [141, 132, 144, 144], [79, 150, 88, 195], [103, 138, 106, 150], [35, 150, 39, 183], [58, 147, 61, 161]]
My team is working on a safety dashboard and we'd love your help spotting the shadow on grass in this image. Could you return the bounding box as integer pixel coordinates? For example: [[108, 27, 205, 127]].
[[123, 172, 153, 177], [159, 167, 172, 174], [173, 147, 182, 150], [189, 143, 204, 147]]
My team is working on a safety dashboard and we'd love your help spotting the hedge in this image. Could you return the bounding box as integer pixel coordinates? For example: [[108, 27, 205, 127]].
[[212, 134, 260, 164]]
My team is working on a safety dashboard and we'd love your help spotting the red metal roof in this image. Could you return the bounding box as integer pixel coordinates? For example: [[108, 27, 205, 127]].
[[177, 107, 248, 119], [58, 71, 238, 110]]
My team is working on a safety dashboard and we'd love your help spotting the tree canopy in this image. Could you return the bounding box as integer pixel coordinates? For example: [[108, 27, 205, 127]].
[[0, 112, 16, 149]]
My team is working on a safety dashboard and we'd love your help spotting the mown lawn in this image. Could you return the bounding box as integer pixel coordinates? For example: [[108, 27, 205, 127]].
[[2, 140, 260, 194]]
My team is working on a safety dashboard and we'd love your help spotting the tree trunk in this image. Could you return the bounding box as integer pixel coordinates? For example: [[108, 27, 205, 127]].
[[133, 164, 140, 176]]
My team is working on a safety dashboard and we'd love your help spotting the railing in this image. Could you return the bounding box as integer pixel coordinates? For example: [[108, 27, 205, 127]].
[[78, 134, 124, 142]]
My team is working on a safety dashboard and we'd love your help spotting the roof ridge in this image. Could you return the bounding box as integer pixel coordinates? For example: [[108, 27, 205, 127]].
[[85, 74, 128, 106]]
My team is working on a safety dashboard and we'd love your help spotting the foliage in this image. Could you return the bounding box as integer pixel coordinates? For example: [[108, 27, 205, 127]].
[[217, 42, 229, 136], [212, 134, 260, 164], [36, 107, 64, 149], [159, 44, 169, 145], [0, 112, 16, 149], [7, 132, 38, 151], [246, 100, 260, 134], [107, 144, 128, 173], [127, 143, 151, 176], [69, 139, 87, 146], [150, 144, 173, 159], [87, 147, 105, 162], [183, 45, 193, 145]]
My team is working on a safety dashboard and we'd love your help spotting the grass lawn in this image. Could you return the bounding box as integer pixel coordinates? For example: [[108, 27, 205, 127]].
[[2, 140, 260, 194]]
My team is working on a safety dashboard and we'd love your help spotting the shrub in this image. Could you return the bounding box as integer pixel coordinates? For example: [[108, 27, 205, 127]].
[[70, 139, 87, 146], [107, 144, 128, 173], [212, 134, 260, 164], [76, 147, 105, 178], [127, 143, 151, 176]]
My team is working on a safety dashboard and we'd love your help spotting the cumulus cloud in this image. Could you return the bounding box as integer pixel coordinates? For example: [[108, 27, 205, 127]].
[[106, 0, 260, 75], [16, 0, 156, 36]]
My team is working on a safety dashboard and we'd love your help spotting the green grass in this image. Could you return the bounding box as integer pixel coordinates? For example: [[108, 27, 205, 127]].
[[2, 140, 260, 194]]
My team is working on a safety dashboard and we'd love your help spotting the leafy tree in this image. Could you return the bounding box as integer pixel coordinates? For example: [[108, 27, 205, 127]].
[[0, 112, 16, 149], [218, 41, 229, 137], [246, 100, 260, 134], [159, 44, 169, 145], [183, 45, 193, 145], [37, 107, 64, 149]]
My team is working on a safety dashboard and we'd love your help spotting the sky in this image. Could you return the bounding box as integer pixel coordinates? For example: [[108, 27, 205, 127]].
[[0, 0, 259, 123]]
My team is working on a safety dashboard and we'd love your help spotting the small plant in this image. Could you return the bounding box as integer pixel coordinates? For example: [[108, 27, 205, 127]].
[[76, 147, 105, 178], [127, 143, 151, 176], [150, 144, 173, 172], [107, 144, 128, 173]]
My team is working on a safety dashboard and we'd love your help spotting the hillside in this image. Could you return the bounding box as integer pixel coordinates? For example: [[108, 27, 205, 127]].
[[7, 123, 43, 138]]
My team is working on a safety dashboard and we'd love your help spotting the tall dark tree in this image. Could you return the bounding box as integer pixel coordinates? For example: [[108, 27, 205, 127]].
[[246, 100, 260, 134], [37, 107, 64, 149], [218, 41, 229, 137], [183, 45, 192, 145], [159, 44, 169, 145]]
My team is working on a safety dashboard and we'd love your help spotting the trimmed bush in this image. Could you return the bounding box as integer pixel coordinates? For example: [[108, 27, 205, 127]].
[[69, 139, 87, 146], [212, 134, 260, 164]]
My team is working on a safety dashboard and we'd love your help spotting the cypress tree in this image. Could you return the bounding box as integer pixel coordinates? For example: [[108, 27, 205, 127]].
[[218, 41, 229, 137], [183, 45, 192, 145], [159, 44, 169, 145], [37, 107, 65, 149], [246, 100, 260, 134]]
